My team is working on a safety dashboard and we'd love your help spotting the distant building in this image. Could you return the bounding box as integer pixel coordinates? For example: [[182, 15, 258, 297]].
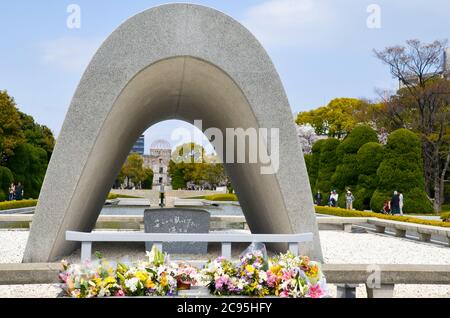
[[130, 134, 145, 155], [143, 139, 172, 186]]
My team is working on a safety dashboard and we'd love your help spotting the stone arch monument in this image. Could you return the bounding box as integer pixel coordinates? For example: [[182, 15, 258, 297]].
[[23, 4, 322, 262]]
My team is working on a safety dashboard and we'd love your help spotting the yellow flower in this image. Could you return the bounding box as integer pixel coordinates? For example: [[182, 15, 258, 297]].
[[104, 276, 116, 285], [245, 265, 255, 273], [269, 265, 281, 275], [306, 265, 319, 277], [160, 273, 168, 287], [145, 279, 155, 289], [135, 271, 148, 282]]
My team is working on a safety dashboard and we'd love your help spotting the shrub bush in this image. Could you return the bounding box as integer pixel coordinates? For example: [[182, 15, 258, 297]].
[[308, 140, 325, 191], [0, 166, 13, 201], [372, 129, 432, 214], [315, 206, 450, 228], [315, 138, 340, 193], [0, 199, 38, 210], [440, 212, 450, 222], [332, 126, 378, 191], [370, 189, 392, 213], [7, 143, 48, 199]]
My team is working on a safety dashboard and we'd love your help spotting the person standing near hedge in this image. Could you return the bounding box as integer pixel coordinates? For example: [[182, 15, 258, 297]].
[[391, 191, 400, 215], [329, 190, 338, 207], [8, 183, 15, 201], [399, 192, 404, 215], [14, 182, 23, 201], [314, 190, 323, 205], [345, 190, 355, 210]]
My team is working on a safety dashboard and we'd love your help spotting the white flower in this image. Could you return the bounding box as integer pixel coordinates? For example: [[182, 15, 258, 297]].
[[125, 277, 139, 292], [259, 270, 267, 282]]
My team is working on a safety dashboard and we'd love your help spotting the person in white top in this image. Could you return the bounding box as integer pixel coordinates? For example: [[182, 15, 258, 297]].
[[399, 192, 404, 215], [329, 190, 339, 207]]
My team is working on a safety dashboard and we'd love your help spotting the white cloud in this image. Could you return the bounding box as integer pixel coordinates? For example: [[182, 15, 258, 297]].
[[241, 0, 338, 48], [41, 36, 103, 73]]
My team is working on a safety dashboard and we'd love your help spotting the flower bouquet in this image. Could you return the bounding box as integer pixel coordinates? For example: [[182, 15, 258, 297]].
[[200, 247, 330, 298], [200, 256, 240, 296], [59, 259, 123, 298], [174, 263, 198, 290], [267, 252, 329, 298]]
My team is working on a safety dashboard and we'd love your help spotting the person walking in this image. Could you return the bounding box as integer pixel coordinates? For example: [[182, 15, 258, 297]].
[[399, 192, 404, 215], [314, 190, 323, 205], [8, 183, 15, 201], [390, 191, 400, 215], [14, 182, 23, 201], [345, 190, 355, 210]]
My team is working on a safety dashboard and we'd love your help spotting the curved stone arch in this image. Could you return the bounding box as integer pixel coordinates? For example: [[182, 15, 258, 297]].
[[24, 4, 322, 262]]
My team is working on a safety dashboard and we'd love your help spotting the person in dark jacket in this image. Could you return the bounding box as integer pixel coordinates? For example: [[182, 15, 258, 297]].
[[390, 191, 400, 215], [314, 190, 323, 205], [14, 182, 24, 201]]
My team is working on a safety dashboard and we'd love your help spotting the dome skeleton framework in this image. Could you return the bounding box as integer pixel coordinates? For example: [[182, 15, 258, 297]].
[[150, 139, 172, 150]]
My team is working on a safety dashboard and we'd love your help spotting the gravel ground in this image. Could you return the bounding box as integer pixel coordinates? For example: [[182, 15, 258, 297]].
[[1, 229, 449, 298]]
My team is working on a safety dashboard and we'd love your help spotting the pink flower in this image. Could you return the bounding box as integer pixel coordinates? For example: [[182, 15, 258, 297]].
[[282, 269, 294, 281], [308, 284, 324, 298], [280, 290, 289, 298], [59, 273, 68, 283], [115, 290, 125, 297]]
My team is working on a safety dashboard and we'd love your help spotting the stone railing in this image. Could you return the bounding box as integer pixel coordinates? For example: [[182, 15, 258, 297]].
[[322, 263, 450, 297], [2, 214, 449, 246], [1, 262, 449, 298], [65, 231, 313, 262]]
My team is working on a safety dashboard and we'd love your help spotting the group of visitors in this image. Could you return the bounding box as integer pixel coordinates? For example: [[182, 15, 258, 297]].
[[314, 188, 404, 215], [7, 182, 24, 201], [381, 191, 404, 215], [314, 189, 355, 210]]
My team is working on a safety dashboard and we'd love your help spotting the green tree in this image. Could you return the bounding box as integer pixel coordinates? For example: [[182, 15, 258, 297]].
[[121, 153, 146, 188], [0, 166, 13, 201], [331, 125, 378, 192], [307, 139, 325, 191], [169, 160, 187, 190], [19, 111, 55, 159], [371, 129, 433, 213], [296, 98, 373, 138], [142, 168, 154, 189], [353, 142, 384, 210], [315, 138, 340, 195], [0, 90, 25, 163], [7, 143, 48, 199], [374, 39, 450, 211]]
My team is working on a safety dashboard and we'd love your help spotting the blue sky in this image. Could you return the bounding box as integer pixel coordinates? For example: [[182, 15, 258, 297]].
[[1, 0, 449, 153]]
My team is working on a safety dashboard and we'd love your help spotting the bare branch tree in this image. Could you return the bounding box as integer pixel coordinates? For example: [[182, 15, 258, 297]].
[[374, 39, 450, 212]]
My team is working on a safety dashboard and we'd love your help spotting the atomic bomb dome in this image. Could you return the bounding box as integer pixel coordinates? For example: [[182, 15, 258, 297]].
[[150, 139, 171, 150]]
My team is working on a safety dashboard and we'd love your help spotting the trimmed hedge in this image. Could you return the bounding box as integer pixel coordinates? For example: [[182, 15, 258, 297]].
[[203, 194, 238, 201], [0, 199, 38, 211], [0, 167, 14, 201], [315, 206, 450, 228], [189, 194, 238, 201], [441, 212, 450, 222], [372, 129, 433, 214], [107, 193, 143, 200]]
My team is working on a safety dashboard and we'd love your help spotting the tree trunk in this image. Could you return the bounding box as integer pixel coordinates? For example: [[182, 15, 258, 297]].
[[433, 149, 450, 212], [421, 141, 434, 198]]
